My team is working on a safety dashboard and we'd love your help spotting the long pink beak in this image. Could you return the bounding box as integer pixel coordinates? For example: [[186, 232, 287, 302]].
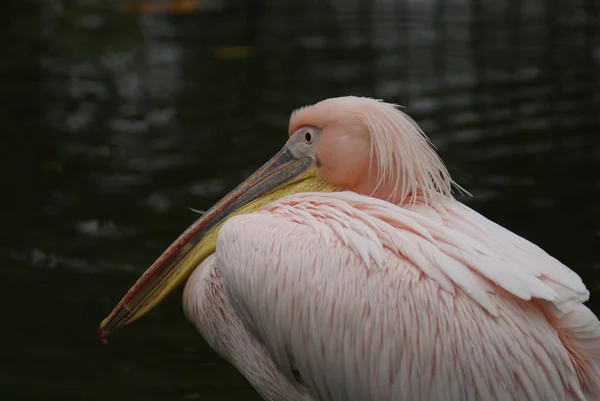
[[99, 147, 313, 342]]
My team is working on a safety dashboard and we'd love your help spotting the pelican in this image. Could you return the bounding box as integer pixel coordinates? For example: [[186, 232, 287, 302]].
[[100, 96, 600, 400]]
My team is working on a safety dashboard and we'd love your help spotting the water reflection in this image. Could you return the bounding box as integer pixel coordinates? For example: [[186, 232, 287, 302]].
[[0, 1, 598, 400]]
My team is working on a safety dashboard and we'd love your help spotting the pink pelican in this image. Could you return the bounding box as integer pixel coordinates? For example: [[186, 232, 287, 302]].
[[99, 96, 600, 400]]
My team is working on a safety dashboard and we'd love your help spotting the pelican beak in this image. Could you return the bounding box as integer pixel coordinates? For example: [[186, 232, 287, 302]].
[[99, 147, 335, 342]]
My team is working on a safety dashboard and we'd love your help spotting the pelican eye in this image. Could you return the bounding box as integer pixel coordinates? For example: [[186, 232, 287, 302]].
[[304, 131, 313, 144]]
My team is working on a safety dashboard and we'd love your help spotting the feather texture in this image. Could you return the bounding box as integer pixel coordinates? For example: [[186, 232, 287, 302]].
[[183, 192, 600, 401]]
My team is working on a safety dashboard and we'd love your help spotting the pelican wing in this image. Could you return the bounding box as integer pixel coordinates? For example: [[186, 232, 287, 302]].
[[215, 191, 600, 400]]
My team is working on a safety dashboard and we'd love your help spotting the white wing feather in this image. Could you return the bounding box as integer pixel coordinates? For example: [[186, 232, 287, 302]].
[[214, 192, 600, 401]]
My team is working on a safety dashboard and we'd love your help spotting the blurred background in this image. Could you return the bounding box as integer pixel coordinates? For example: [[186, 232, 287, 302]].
[[0, 0, 598, 400]]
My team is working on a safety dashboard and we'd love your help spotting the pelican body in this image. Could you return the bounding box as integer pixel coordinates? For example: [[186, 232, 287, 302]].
[[100, 97, 600, 400]]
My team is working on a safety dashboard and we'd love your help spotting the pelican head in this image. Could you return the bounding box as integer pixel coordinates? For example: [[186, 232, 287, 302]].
[[98, 96, 453, 341]]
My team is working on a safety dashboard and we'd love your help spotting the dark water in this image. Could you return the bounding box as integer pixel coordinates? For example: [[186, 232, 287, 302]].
[[1, 0, 599, 400]]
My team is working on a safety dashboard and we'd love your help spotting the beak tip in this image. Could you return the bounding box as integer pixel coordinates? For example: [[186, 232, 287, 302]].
[[98, 320, 109, 344]]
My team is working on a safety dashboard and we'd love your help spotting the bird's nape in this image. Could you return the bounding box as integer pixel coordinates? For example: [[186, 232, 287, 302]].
[[288, 96, 462, 205]]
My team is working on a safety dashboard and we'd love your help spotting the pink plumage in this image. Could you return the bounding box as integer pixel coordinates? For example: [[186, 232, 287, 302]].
[[182, 97, 600, 401]]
